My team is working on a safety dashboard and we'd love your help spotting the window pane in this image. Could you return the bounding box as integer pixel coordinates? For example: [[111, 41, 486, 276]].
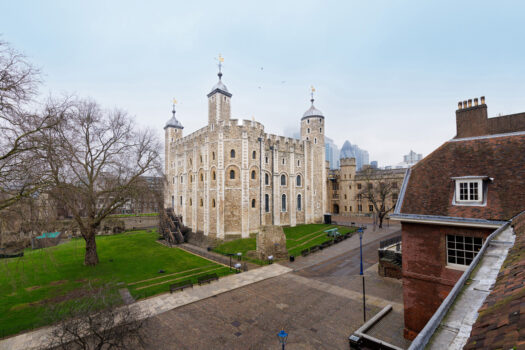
[[448, 255, 455, 264], [457, 257, 465, 265], [474, 237, 482, 245]]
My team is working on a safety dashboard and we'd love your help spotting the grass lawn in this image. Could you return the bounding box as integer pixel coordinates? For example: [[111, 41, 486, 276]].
[[0, 230, 231, 338], [213, 237, 265, 265], [212, 224, 356, 264], [285, 224, 356, 257]]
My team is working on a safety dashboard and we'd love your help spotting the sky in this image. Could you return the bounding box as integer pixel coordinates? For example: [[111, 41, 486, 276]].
[[1, 0, 524, 166]]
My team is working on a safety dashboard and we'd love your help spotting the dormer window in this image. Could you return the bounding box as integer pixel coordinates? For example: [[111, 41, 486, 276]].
[[453, 176, 489, 205]]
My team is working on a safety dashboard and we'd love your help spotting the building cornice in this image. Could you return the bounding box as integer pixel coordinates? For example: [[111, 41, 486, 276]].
[[389, 213, 508, 228]]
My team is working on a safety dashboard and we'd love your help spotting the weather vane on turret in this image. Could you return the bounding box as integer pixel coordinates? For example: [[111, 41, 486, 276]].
[[172, 98, 177, 117], [215, 54, 224, 80], [310, 85, 316, 104]]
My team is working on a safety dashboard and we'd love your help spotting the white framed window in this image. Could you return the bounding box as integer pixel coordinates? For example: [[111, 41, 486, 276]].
[[447, 234, 483, 268], [454, 178, 483, 204]]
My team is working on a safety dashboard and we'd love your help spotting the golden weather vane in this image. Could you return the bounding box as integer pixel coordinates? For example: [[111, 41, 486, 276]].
[[310, 85, 316, 101], [173, 98, 177, 105]]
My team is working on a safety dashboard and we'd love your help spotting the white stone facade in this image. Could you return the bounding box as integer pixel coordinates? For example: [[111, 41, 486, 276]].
[[164, 74, 326, 239]]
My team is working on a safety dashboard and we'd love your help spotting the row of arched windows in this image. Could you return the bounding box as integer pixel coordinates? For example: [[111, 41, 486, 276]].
[[178, 172, 302, 185], [180, 195, 301, 212]]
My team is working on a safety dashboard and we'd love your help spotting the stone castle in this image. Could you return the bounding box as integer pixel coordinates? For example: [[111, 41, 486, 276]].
[[164, 68, 327, 239]]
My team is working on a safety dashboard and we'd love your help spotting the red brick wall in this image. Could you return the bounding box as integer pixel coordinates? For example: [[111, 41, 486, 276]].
[[402, 222, 493, 340]]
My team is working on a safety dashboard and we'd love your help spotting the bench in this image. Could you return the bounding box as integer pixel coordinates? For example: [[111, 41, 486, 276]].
[[301, 249, 310, 257], [197, 273, 219, 285], [310, 246, 320, 253], [170, 280, 193, 293]]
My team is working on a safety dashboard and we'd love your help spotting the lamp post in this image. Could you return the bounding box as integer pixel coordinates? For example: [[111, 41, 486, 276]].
[[277, 329, 288, 350], [226, 253, 234, 271], [357, 226, 366, 323]]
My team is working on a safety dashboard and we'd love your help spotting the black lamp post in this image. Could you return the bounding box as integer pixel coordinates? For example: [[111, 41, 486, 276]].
[[226, 253, 234, 271], [277, 329, 288, 350], [357, 226, 366, 323]]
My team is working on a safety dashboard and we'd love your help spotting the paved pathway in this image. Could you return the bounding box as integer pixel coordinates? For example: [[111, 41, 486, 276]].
[[0, 264, 291, 350]]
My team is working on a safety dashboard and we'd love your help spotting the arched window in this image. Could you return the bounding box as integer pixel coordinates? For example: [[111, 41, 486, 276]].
[[189, 158, 192, 165], [252, 151, 256, 159], [180, 196, 182, 205], [230, 149, 236, 158], [200, 198, 203, 207], [180, 175, 183, 183], [297, 194, 302, 211], [251, 199, 256, 208], [281, 174, 286, 186], [297, 160, 300, 166], [230, 169, 235, 179], [282, 158, 285, 165], [200, 155, 202, 163], [212, 199, 216, 207], [281, 194, 287, 212], [212, 152, 215, 160], [189, 198, 192, 206], [314, 138, 317, 144], [265, 194, 269, 212], [307, 128, 310, 133], [212, 171, 216, 180], [265, 173, 269, 185], [296, 175, 301, 186], [200, 173, 204, 181], [251, 170, 256, 180]]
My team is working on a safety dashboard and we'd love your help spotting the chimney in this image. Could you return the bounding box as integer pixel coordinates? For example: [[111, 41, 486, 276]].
[[455, 96, 488, 138]]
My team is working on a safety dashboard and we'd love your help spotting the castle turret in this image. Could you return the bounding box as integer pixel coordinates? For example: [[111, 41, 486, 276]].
[[300, 88, 327, 220], [164, 102, 183, 208], [207, 56, 232, 125]]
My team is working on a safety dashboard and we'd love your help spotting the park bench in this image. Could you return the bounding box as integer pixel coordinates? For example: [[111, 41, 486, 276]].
[[334, 236, 343, 243], [197, 273, 219, 285], [325, 228, 341, 238], [301, 248, 310, 257], [170, 280, 193, 293], [310, 246, 320, 253]]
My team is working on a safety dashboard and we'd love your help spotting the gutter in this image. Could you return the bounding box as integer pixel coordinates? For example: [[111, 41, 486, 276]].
[[407, 221, 511, 350], [389, 213, 507, 229]]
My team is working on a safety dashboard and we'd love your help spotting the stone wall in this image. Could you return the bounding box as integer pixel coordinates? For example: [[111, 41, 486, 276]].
[[256, 225, 288, 260]]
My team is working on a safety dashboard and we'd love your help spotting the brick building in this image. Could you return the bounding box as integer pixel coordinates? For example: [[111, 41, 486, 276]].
[[164, 67, 327, 239], [326, 158, 405, 216], [391, 96, 525, 340]]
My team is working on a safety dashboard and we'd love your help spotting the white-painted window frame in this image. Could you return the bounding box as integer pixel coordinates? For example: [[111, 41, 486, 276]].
[[455, 179, 483, 204]]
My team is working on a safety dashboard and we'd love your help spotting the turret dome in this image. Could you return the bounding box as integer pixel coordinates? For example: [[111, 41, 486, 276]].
[[164, 105, 184, 130]]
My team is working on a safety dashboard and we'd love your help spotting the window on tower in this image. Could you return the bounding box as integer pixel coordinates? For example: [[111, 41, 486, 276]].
[[230, 170, 235, 179], [230, 149, 235, 158]]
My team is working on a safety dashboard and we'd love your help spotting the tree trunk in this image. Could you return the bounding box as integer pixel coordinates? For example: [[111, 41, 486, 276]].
[[378, 214, 384, 228], [84, 230, 99, 266]]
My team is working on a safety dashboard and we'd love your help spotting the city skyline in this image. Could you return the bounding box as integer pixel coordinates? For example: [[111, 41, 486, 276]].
[[1, 1, 524, 165]]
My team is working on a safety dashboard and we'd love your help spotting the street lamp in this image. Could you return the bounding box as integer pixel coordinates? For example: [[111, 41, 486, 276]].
[[277, 329, 288, 350], [357, 226, 366, 323]]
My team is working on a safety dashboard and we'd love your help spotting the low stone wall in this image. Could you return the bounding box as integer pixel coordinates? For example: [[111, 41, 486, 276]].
[[0, 215, 159, 250]]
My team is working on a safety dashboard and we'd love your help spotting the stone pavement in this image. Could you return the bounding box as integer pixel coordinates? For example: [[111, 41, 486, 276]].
[[0, 264, 291, 350]]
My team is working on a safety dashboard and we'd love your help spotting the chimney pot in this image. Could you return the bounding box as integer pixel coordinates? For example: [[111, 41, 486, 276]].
[[481, 96, 485, 104], [468, 99, 472, 108], [458, 101, 462, 109], [463, 100, 468, 108], [474, 98, 479, 106]]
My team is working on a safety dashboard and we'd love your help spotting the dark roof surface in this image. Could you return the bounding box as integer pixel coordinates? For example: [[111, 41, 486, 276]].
[[464, 211, 525, 349], [400, 133, 525, 221]]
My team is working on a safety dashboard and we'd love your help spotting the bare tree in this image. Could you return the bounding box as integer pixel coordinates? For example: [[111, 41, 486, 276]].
[[41, 99, 161, 265], [0, 40, 62, 211], [43, 284, 148, 350], [357, 167, 401, 228]]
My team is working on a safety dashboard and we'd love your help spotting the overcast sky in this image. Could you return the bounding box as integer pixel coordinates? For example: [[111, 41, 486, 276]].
[[2, 1, 524, 166]]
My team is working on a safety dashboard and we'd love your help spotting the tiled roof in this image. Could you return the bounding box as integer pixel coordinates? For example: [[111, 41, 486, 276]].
[[400, 133, 525, 221], [463, 211, 525, 349]]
